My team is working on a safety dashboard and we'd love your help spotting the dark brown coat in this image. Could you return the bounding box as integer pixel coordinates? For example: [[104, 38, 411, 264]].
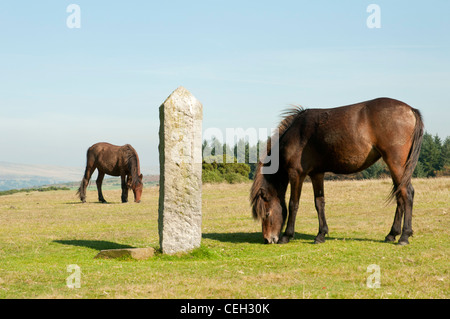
[[251, 98, 423, 245], [77, 142, 143, 203]]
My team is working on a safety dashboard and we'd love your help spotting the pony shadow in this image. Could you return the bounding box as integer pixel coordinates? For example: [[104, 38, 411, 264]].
[[202, 232, 262, 244], [53, 240, 135, 251], [203, 232, 317, 244], [202, 232, 384, 244]]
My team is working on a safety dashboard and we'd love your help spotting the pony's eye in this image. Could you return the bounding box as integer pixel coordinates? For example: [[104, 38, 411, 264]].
[[259, 189, 268, 201]]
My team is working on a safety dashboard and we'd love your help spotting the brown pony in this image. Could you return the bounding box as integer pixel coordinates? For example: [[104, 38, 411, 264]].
[[251, 98, 423, 245], [77, 142, 143, 203]]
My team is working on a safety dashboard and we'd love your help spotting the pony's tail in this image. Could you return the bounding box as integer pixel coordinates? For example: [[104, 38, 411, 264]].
[[388, 108, 424, 202]]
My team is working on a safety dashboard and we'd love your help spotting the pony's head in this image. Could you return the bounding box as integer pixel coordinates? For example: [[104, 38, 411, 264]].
[[250, 107, 301, 243], [128, 174, 144, 203], [250, 173, 286, 244]]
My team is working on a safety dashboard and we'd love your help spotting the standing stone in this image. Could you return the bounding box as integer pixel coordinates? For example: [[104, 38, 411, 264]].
[[158, 86, 203, 254]]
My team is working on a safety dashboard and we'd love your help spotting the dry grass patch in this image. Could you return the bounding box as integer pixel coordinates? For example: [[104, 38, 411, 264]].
[[0, 178, 448, 298]]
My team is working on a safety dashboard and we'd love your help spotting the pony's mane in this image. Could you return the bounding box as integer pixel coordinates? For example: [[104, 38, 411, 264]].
[[250, 106, 306, 220], [277, 105, 306, 141], [122, 144, 142, 188]]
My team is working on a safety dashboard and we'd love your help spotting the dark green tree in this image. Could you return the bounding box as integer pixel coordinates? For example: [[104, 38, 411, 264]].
[[419, 132, 442, 176], [440, 137, 450, 168]]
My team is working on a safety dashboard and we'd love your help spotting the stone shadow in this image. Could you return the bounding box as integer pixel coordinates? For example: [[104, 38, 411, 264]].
[[53, 240, 134, 251]]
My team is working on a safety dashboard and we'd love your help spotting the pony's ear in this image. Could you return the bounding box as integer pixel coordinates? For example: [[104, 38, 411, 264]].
[[139, 174, 143, 180]]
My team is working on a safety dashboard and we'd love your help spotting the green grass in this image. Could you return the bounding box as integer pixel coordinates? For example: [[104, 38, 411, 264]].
[[0, 178, 448, 298]]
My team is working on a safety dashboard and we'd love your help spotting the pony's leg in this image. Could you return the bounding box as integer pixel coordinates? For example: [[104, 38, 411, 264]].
[[384, 154, 414, 245], [78, 164, 95, 203], [311, 173, 328, 244], [279, 171, 306, 244], [399, 184, 414, 245], [121, 174, 128, 203], [385, 205, 402, 242], [96, 171, 107, 203]]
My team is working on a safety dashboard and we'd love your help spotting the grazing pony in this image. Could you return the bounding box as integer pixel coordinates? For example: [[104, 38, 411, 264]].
[[250, 98, 423, 245], [77, 142, 143, 203]]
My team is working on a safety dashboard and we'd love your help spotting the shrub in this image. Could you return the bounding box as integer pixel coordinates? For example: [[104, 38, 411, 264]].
[[202, 170, 225, 184], [202, 157, 251, 184]]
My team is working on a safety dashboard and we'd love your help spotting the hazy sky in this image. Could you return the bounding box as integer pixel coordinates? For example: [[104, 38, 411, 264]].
[[0, 1, 449, 169]]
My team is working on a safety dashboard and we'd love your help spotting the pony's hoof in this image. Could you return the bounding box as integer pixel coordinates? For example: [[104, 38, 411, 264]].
[[314, 232, 327, 244], [314, 237, 326, 244], [277, 236, 291, 244], [398, 234, 411, 245], [384, 235, 396, 243]]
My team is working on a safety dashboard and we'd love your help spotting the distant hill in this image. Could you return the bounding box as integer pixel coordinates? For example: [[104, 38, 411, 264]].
[[0, 161, 159, 191], [0, 161, 83, 191]]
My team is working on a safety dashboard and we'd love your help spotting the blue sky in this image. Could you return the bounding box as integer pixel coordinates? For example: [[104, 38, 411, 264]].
[[0, 1, 449, 169]]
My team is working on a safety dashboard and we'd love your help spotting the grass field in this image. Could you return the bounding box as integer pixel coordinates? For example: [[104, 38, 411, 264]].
[[0, 178, 448, 299]]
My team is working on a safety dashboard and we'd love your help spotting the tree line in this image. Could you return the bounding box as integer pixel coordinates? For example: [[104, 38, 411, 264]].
[[0, 186, 70, 197], [202, 132, 450, 183]]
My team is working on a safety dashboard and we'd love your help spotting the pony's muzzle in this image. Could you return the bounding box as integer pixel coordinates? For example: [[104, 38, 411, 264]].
[[135, 200, 141, 203], [264, 235, 279, 244]]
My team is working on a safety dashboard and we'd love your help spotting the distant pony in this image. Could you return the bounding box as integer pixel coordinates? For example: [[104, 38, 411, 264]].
[[77, 142, 143, 203], [251, 98, 423, 245]]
